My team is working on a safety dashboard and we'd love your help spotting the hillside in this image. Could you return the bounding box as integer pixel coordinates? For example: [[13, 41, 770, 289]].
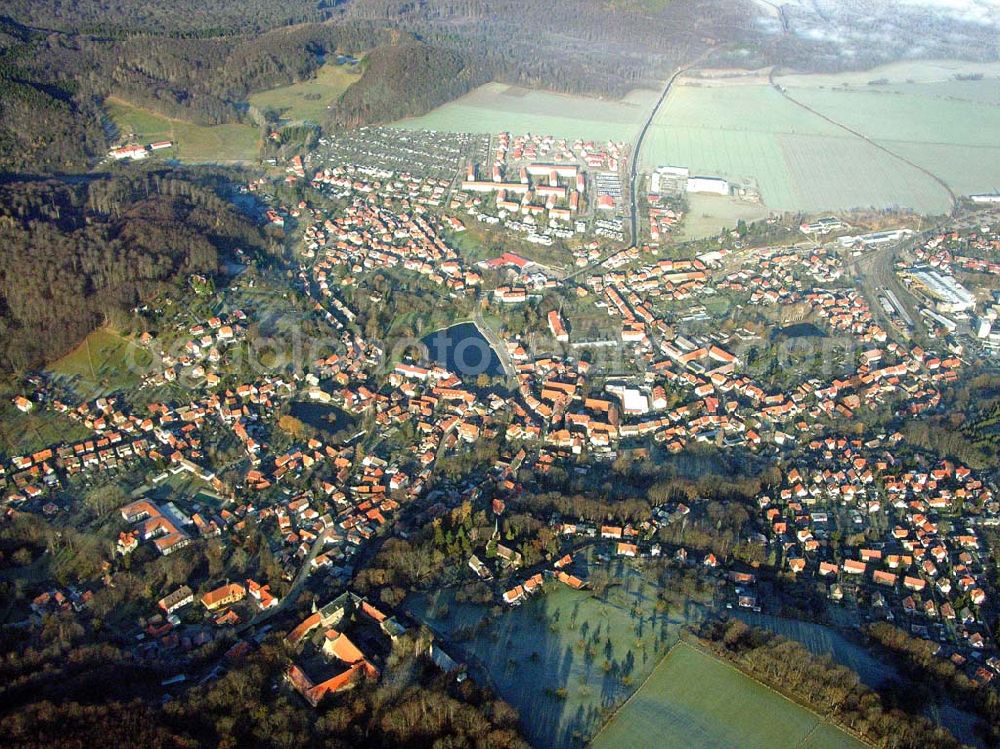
[[0, 173, 264, 372], [330, 41, 487, 127]]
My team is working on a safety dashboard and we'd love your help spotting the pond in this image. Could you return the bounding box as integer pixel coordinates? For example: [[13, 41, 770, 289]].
[[289, 401, 357, 440], [420, 322, 503, 378]]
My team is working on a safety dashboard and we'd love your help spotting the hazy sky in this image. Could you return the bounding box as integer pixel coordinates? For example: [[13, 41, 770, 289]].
[[782, 0, 1000, 26]]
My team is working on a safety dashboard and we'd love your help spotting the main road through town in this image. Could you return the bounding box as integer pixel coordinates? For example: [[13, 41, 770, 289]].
[[627, 58, 704, 244]]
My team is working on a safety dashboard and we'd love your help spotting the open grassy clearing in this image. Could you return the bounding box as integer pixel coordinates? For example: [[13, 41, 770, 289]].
[[248, 63, 360, 124], [107, 97, 259, 163], [775, 59, 1000, 88], [590, 641, 868, 749], [48, 327, 151, 397], [641, 80, 953, 216], [679, 193, 771, 239], [392, 82, 658, 142], [408, 555, 704, 749]]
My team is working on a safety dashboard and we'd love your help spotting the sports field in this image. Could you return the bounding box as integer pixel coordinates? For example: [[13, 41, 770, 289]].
[[248, 63, 359, 124], [641, 79, 954, 215], [408, 555, 705, 749], [590, 641, 868, 749], [106, 97, 259, 163], [393, 83, 658, 142]]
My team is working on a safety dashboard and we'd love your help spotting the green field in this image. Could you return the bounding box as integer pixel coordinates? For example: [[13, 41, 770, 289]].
[[590, 642, 868, 749], [641, 80, 953, 216], [107, 98, 259, 163], [248, 63, 360, 124], [48, 327, 151, 397], [680, 193, 771, 239], [0, 399, 91, 457], [408, 555, 705, 749], [393, 82, 658, 142], [779, 79, 1000, 197]]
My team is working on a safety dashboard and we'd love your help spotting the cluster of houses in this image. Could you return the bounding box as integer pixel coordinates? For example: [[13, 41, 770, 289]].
[[7, 142, 1000, 705], [300, 192, 482, 296], [449, 131, 627, 241], [135, 311, 248, 388], [759, 438, 998, 673]]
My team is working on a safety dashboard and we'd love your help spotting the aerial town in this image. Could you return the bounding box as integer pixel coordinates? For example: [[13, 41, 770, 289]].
[[4, 119, 1000, 749]]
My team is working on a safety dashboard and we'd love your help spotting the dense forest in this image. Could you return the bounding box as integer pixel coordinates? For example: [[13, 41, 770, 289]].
[[4, 0, 1000, 174], [329, 41, 486, 128], [0, 0, 340, 35], [0, 172, 264, 372]]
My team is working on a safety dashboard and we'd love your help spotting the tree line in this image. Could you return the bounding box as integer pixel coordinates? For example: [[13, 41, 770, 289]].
[[699, 619, 967, 749]]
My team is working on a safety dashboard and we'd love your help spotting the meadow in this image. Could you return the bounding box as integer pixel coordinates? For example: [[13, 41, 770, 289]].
[[590, 641, 868, 749], [680, 193, 771, 240], [48, 327, 151, 398], [392, 83, 658, 142], [408, 555, 705, 749], [0, 397, 91, 457], [106, 98, 259, 163], [248, 63, 360, 124]]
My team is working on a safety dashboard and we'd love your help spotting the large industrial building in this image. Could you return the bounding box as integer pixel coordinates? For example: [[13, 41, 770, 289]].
[[906, 267, 976, 314]]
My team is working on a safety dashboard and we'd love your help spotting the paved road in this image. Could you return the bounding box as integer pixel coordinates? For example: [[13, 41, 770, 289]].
[[236, 529, 327, 636], [474, 307, 516, 379], [627, 59, 704, 243]]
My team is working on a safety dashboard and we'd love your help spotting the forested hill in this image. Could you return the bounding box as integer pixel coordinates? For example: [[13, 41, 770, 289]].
[[329, 41, 486, 127], [0, 2, 761, 173], [0, 0, 340, 35], [0, 173, 264, 373]]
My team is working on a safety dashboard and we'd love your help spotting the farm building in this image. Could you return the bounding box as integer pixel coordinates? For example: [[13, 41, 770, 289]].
[[687, 176, 729, 195]]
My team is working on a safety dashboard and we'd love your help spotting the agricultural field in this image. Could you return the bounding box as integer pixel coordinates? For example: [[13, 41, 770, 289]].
[[590, 641, 867, 749], [407, 555, 705, 749], [776, 72, 1000, 198], [48, 327, 152, 398], [392, 83, 658, 143], [248, 62, 360, 124], [642, 78, 953, 217], [106, 98, 259, 163]]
